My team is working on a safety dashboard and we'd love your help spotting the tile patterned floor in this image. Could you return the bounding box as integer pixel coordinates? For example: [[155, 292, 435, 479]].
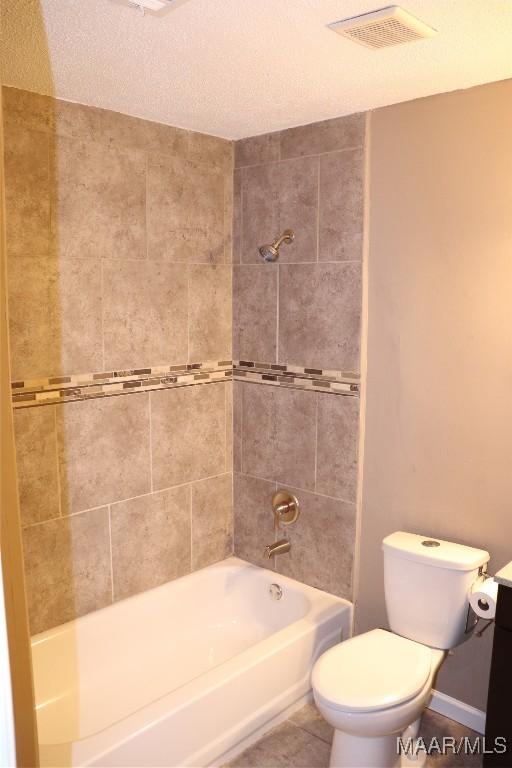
[[224, 703, 482, 768]]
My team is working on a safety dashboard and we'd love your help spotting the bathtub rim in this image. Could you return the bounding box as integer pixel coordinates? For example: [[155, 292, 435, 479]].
[[34, 556, 352, 765]]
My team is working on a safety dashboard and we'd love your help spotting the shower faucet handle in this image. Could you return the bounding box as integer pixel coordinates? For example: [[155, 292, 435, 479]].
[[272, 490, 300, 530]]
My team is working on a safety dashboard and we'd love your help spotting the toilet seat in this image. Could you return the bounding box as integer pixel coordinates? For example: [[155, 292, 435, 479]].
[[312, 628, 433, 714]]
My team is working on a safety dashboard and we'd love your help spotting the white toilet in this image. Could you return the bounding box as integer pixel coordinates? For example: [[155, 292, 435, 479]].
[[312, 531, 489, 768]]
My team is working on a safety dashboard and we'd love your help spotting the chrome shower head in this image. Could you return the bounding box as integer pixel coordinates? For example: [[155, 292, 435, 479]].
[[258, 229, 294, 262]]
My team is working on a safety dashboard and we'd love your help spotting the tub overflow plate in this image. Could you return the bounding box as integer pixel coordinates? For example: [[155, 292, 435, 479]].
[[269, 583, 283, 600]]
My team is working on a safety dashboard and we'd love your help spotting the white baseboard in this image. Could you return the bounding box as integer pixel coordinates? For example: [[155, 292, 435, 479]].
[[428, 689, 486, 735]]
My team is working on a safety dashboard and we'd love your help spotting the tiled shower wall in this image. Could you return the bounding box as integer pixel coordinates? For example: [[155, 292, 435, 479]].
[[232, 115, 366, 599], [5, 86, 366, 633], [3, 87, 234, 634]]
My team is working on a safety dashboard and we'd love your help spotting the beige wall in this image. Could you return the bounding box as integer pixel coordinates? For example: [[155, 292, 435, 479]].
[[357, 79, 512, 710], [232, 116, 366, 598], [3, 87, 234, 634]]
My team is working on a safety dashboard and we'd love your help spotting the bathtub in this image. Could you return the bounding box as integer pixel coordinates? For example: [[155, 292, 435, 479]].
[[32, 557, 351, 767]]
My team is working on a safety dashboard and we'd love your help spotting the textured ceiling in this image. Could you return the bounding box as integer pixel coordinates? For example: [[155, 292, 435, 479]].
[[2, 0, 512, 139]]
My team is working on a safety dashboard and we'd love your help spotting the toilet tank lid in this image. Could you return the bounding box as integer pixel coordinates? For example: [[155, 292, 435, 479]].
[[382, 532, 489, 571]]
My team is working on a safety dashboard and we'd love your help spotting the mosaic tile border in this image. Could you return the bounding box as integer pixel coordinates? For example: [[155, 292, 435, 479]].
[[11, 361, 233, 409], [11, 359, 360, 408], [233, 360, 360, 397]]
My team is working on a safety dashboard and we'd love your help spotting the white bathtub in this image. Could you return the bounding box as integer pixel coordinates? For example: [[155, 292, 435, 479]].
[[32, 557, 351, 767]]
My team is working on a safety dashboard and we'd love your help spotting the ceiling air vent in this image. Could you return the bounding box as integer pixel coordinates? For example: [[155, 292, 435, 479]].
[[328, 5, 437, 49]]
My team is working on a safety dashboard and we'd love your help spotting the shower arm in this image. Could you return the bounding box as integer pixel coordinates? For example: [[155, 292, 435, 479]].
[[274, 230, 294, 249]]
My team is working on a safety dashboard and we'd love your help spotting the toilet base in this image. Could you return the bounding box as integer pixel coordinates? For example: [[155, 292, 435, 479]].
[[330, 730, 401, 768]]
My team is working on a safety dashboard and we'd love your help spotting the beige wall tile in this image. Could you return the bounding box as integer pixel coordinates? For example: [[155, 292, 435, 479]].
[[57, 394, 151, 514], [191, 473, 233, 569], [280, 112, 365, 159], [111, 485, 191, 601], [233, 381, 243, 473], [241, 382, 316, 490], [319, 149, 364, 262], [225, 382, 233, 471], [188, 131, 233, 173], [276, 487, 356, 599], [2, 86, 52, 134], [224, 170, 234, 264], [316, 394, 359, 503], [235, 132, 280, 168], [4, 126, 50, 257], [233, 264, 277, 363], [50, 136, 146, 260], [8, 256, 103, 380], [241, 157, 318, 263], [233, 472, 276, 568], [99, 108, 188, 156], [147, 154, 225, 263], [278, 262, 362, 372], [232, 168, 242, 264], [188, 264, 232, 362], [23, 507, 112, 634], [52, 100, 103, 142], [103, 260, 188, 370], [13, 407, 60, 526], [151, 383, 226, 489]]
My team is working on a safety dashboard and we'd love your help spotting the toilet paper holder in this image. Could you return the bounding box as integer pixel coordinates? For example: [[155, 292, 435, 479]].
[[464, 568, 496, 638], [465, 602, 495, 637]]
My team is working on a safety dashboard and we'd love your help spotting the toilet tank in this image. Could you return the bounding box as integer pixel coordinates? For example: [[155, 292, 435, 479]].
[[383, 532, 489, 649]]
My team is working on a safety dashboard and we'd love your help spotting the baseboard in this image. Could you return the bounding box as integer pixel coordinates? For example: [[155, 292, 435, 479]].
[[428, 689, 486, 735]]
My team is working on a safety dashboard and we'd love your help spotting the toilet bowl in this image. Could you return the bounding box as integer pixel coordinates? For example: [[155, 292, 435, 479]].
[[312, 531, 490, 768], [312, 629, 445, 767]]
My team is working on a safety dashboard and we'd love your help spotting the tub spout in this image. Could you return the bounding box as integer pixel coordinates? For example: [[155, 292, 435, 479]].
[[264, 539, 291, 559]]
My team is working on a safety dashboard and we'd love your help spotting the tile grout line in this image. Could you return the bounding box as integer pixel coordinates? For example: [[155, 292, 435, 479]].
[[20, 470, 235, 531], [234, 142, 363, 171], [235, 469, 357, 507], [237, 259, 362, 266], [293, 721, 333, 746]]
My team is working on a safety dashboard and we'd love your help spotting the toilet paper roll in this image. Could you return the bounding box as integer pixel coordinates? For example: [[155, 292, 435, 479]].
[[469, 576, 498, 619]]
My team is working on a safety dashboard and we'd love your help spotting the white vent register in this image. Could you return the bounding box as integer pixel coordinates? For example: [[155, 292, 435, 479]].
[[328, 5, 437, 50]]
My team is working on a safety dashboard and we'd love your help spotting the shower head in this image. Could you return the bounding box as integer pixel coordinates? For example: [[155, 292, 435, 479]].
[[258, 229, 295, 262]]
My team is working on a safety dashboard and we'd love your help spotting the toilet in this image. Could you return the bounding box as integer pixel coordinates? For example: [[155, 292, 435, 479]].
[[312, 531, 489, 768]]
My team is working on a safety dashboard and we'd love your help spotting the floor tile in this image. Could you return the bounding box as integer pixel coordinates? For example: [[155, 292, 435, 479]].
[[224, 720, 331, 768], [224, 703, 483, 768]]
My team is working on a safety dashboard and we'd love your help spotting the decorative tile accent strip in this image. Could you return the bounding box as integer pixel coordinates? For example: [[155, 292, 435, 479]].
[[11, 359, 360, 407], [11, 361, 233, 409], [233, 360, 360, 397]]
